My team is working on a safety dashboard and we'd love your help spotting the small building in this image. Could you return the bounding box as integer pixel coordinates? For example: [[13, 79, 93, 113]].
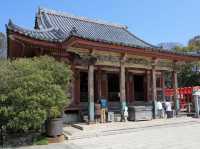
[[6, 8, 200, 122]]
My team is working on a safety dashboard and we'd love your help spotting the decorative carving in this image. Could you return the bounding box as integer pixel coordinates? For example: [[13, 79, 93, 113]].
[[96, 55, 120, 63], [126, 57, 151, 66], [68, 49, 184, 71], [157, 60, 173, 68], [172, 62, 185, 71]]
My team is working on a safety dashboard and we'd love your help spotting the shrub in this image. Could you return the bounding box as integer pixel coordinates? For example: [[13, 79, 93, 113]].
[[0, 56, 72, 132]]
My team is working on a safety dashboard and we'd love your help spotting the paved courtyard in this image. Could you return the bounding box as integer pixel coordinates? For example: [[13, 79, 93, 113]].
[[16, 118, 200, 149]]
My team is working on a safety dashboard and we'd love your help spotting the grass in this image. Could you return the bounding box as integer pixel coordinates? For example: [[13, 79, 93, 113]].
[[33, 135, 48, 145]]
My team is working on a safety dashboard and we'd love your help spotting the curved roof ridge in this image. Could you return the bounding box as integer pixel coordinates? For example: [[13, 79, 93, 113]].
[[7, 19, 66, 42], [7, 19, 55, 33], [122, 28, 158, 49], [38, 7, 128, 29]]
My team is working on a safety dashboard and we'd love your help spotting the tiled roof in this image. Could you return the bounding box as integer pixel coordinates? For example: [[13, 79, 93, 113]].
[[7, 7, 157, 48], [7, 20, 66, 42], [6, 8, 200, 57]]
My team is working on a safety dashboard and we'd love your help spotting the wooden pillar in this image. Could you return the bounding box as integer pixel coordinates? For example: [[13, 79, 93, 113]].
[[74, 70, 80, 105], [88, 64, 95, 122], [172, 71, 178, 90], [71, 65, 75, 105], [126, 72, 131, 104], [172, 70, 178, 100], [146, 70, 151, 101], [172, 70, 178, 108], [152, 65, 157, 118], [161, 71, 166, 101], [97, 69, 102, 100], [152, 66, 157, 101], [101, 72, 108, 99], [120, 61, 126, 107]]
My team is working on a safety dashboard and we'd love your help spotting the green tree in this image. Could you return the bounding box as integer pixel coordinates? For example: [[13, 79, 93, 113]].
[[0, 56, 72, 132], [172, 35, 200, 87], [178, 62, 200, 87]]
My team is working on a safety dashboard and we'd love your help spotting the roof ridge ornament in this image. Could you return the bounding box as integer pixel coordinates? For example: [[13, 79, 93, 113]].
[[8, 19, 13, 27]]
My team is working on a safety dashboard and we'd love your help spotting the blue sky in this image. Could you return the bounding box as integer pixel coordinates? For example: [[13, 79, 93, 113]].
[[0, 0, 200, 45]]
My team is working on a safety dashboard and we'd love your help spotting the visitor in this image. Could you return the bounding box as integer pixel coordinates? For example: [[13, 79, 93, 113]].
[[95, 102, 101, 123], [165, 99, 172, 118], [124, 106, 128, 122], [157, 100, 163, 118], [100, 98, 108, 123]]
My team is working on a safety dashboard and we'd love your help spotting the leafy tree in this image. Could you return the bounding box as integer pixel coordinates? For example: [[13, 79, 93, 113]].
[[0, 56, 72, 132], [177, 62, 200, 87], [172, 36, 200, 87], [188, 36, 200, 51]]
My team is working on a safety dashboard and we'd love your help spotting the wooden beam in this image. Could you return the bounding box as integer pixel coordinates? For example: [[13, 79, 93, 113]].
[[72, 37, 200, 61], [10, 34, 59, 48]]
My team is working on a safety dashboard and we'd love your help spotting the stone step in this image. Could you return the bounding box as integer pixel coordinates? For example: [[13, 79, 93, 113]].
[[177, 112, 195, 117]]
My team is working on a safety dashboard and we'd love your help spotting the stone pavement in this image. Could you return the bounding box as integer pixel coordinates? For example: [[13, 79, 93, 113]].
[[66, 120, 200, 149], [11, 117, 200, 149], [64, 117, 200, 140]]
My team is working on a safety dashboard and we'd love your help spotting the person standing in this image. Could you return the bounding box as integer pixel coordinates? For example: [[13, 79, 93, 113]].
[[95, 103, 101, 123], [157, 100, 163, 118], [100, 98, 108, 123], [165, 99, 172, 118]]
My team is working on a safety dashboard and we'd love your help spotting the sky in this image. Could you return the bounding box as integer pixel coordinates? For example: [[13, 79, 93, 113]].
[[0, 0, 200, 46]]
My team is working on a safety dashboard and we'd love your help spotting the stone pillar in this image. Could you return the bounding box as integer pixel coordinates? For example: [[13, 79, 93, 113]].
[[152, 66, 157, 118], [161, 71, 166, 102], [120, 61, 126, 109], [88, 64, 95, 122]]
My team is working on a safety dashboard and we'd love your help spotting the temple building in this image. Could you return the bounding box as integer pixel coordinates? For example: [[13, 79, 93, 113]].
[[6, 8, 200, 122]]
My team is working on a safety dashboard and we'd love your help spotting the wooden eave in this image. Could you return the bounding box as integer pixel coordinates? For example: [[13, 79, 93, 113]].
[[68, 37, 200, 62], [8, 31, 60, 49], [8, 30, 200, 62]]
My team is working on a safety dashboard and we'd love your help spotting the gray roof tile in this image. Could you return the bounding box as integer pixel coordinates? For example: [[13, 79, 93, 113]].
[[7, 19, 66, 42], [6, 8, 200, 57], [36, 8, 156, 48]]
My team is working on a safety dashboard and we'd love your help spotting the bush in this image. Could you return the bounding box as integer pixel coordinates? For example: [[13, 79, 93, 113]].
[[33, 135, 48, 145], [0, 56, 72, 132]]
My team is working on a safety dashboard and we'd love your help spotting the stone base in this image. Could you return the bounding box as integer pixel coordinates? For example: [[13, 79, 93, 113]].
[[63, 113, 80, 124], [48, 134, 65, 143]]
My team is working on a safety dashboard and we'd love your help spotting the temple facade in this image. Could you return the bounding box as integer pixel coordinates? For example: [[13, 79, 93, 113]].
[[6, 8, 200, 122]]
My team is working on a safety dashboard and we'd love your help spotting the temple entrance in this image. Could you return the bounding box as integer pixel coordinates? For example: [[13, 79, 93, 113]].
[[80, 71, 88, 102], [107, 73, 120, 101], [134, 75, 145, 101], [80, 71, 98, 103]]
